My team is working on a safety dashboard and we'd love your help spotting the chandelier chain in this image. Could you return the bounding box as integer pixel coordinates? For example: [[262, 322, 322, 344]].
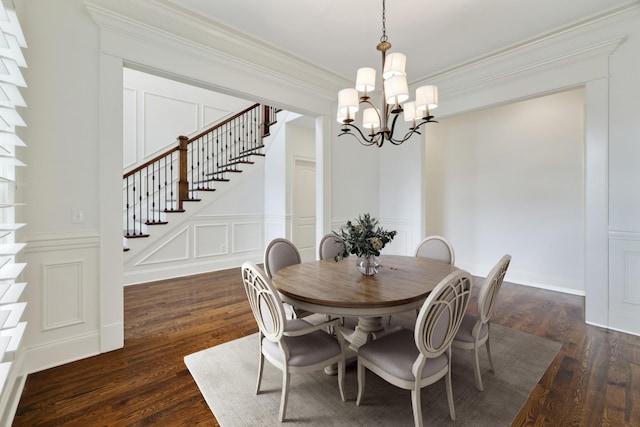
[[380, 0, 387, 43]]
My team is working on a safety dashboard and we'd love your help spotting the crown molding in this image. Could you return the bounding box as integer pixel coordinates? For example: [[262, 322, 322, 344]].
[[85, 0, 349, 108], [413, 2, 640, 97]]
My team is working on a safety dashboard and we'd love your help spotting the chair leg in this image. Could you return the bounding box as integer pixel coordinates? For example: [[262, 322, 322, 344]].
[[411, 388, 423, 427], [356, 359, 365, 406], [473, 342, 484, 391], [445, 368, 456, 421], [486, 334, 495, 373], [255, 352, 264, 395], [337, 358, 346, 402], [279, 369, 291, 422]]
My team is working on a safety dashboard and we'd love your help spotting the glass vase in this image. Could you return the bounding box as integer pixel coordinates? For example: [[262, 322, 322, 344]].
[[356, 254, 380, 276]]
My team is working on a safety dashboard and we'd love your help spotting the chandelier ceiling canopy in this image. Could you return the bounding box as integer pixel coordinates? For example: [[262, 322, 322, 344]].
[[337, 0, 438, 147]]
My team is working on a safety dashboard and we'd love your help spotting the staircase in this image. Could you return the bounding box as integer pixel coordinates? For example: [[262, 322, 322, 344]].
[[123, 103, 278, 241]]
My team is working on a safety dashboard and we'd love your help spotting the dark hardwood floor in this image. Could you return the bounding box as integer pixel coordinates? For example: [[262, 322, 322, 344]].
[[13, 267, 640, 426]]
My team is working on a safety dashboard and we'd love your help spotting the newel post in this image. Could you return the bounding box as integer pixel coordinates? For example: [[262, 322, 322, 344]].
[[178, 135, 189, 211], [261, 105, 271, 138]]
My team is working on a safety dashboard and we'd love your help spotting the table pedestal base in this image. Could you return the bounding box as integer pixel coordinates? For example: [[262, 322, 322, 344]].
[[324, 316, 401, 375]]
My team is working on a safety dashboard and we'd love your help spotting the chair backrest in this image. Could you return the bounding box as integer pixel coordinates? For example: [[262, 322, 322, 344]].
[[318, 234, 345, 260], [414, 270, 472, 358], [414, 235, 455, 265], [477, 254, 511, 324], [264, 238, 302, 278], [241, 262, 286, 342]]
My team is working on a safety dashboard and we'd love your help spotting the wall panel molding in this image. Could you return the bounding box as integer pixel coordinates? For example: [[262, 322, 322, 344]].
[[22, 234, 101, 374], [41, 260, 84, 331], [124, 214, 265, 285], [609, 231, 640, 335], [25, 233, 100, 253], [135, 226, 189, 266], [193, 223, 228, 258], [232, 221, 262, 254]]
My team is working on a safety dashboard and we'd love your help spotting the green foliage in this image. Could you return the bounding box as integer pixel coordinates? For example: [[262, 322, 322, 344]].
[[333, 213, 397, 260]]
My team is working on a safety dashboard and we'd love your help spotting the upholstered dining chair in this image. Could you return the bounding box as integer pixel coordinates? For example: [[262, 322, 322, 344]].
[[240, 262, 346, 422], [393, 235, 456, 324], [264, 238, 302, 278], [453, 254, 511, 391], [414, 235, 455, 265], [264, 237, 303, 318], [356, 270, 473, 426], [318, 233, 345, 261]]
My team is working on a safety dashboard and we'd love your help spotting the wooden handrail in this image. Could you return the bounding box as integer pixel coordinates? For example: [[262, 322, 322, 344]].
[[183, 103, 261, 143], [123, 146, 179, 179]]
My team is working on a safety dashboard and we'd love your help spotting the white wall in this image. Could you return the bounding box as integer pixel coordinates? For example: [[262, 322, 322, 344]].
[[123, 68, 253, 171], [331, 133, 380, 225], [286, 121, 316, 261], [378, 119, 426, 256], [263, 113, 289, 242], [425, 88, 586, 293], [604, 6, 640, 335], [263, 114, 316, 254], [19, 0, 105, 373]]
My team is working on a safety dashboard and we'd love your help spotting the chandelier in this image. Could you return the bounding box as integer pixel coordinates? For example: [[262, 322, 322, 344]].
[[337, 0, 438, 147]]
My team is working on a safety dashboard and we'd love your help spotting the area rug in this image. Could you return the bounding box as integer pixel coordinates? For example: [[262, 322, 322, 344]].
[[184, 313, 561, 426]]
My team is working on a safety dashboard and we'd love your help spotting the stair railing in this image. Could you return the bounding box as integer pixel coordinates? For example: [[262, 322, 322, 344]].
[[123, 103, 278, 238]]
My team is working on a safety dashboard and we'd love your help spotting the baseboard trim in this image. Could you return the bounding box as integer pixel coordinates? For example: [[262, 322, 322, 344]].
[[25, 331, 101, 374], [123, 254, 263, 286], [101, 321, 124, 352], [510, 279, 586, 296]]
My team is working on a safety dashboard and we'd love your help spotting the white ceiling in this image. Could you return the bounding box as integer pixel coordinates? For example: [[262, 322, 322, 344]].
[[167, 0, 634, 84]]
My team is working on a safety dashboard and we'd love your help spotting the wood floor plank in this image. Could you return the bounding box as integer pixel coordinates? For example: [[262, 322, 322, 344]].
[[12, 268, 640, 426]]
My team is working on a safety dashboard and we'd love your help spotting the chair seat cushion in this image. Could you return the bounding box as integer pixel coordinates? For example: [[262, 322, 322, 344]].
[[358, 329, 448, 382], [263, 319, 342, 367], [454, 313, 488, 343]]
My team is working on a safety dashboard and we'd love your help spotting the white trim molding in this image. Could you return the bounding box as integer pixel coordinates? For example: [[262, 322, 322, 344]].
[[608, 231, 640, 336]]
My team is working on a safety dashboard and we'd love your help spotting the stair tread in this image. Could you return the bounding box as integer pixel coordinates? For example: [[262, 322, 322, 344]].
[[124, 233, 150, 238]]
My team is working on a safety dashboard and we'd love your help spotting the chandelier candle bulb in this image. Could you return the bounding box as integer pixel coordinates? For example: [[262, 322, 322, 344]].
[[356, 67, 376, 95], [403, 101, 417, 122], [338, 88, 359, 115], [384, 75, 409, 106], [416, 85, 439, 112], [363, 107, 381, 131], [382, 52, 407, 78]]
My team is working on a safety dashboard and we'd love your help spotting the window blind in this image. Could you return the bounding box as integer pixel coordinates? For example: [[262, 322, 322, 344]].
[[0, 0, 27, 417]]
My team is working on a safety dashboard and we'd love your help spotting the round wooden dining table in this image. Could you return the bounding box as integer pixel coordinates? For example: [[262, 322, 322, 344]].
[[271, 254, 458, 352]]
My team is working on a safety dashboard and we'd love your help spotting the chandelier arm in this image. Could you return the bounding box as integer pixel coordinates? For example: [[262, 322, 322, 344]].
[[339, 123, 383, 147], [389, 129, 420, 145], [388, 117, 439, 144]]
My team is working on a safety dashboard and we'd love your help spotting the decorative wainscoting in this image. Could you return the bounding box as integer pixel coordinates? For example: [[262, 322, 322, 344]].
[[22, 233, 101, 374], [264, 213, 289, 249], [124, 214, 265, 285], [608, 231, 640, 336]]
